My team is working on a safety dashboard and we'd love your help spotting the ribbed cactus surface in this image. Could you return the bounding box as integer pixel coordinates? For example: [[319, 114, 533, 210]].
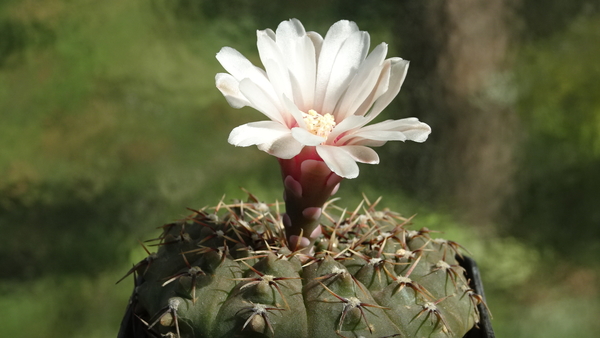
[[122, 195, 484, 338]]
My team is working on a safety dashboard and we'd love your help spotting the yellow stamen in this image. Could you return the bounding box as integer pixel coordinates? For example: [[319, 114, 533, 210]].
[[302, 110, 336, 139]]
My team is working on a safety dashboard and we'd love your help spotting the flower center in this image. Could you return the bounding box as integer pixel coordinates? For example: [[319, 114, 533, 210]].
[[302, 109, 336, 139]]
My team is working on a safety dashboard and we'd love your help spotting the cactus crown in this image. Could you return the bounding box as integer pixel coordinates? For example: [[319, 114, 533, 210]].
[[122, 193, 485, 338]]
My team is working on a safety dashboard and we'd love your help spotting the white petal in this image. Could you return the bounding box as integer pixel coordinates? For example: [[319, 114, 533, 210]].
[[404, 126, 431, 143], [340, 130, 407, 144], [216, 47, 256, 79], [354, 59, 392, 117], [258, 133, 304, 159], [282, 95, 307, 129], [270, 20, 316, 111], [339, 118, 432, 145], [263, 27, 276, 38], [257, 31, 293, 104], [291, 127, 325, 146], [327, 115, 367, 143], [314, 20, 359, 112], [340, 145, 380, 164], [321, 30, 370, 115], [239, 79, 287, 125], [391, 118, 432, 142], [306, 31, 323, 59], [275, 19, 306, 54], [216, 46, 284, 116], [360, 118, 432, 142], [350, 139, 387, 147], [288, 35, 317, 110], [316, 145, 360, 179], [228, 121, 290, 147], [215, 73, 251, 108], [264, 58, 296, 117], [364, 58, 410, 123], [258, 22, 317, 113], [334, 43, 388, 121], [216, 47, 273, 93]]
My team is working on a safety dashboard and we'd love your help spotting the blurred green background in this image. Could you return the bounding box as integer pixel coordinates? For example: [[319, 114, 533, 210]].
[[1, 0, 599, 337]]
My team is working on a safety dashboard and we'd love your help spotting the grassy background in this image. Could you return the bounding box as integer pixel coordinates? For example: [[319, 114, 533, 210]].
[[1, 0, 599, 337]]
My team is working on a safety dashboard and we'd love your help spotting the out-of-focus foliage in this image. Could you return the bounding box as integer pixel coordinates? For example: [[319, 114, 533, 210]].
[[0, 0, 271, 279], [510, 3, 600, 264], [0, 0, 599, 337]]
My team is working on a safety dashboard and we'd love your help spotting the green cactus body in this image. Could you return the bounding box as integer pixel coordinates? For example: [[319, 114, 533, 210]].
[[127, 197, 482, 338]]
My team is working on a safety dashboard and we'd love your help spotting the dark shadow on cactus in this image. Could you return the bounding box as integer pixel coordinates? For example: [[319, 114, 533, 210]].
[[459, 256, 495, 338]]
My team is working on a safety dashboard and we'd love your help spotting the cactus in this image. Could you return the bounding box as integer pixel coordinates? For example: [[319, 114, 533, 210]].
[[121, 194, 484, 338], [119, 18, 490, 338]]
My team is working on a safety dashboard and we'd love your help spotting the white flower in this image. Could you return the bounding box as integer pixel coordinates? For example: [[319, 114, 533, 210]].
[[216, 19, 431, 179]]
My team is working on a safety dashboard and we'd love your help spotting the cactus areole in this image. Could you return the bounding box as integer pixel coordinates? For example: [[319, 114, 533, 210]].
[[118, 19, 489, 338]]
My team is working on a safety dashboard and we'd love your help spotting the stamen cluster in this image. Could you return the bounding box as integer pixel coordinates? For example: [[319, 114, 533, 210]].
[[302, 110, 336, 139]]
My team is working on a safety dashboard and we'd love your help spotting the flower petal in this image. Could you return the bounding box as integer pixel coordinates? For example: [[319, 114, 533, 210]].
[[239, 78, 287, 125], [341, 145, 380, 164], [338, 118, 431, 145], [282, 95, 307, 129], [401, 124, 431, 143], [258, 133, 304, 159], [334, 42, 388, 121], [359, 118, 432, 142], [327, 115, 367, 143], [216, 47, 258, 79], [306, 31, 323, 59], [364, 58, 410, 123], [314, 20, 359, 112], [257, 30, 294, 105], [354, 58, 391, 117], [216, 47, 274, 95], [275, 19, 306, 52], [340, 130, 407, 144], [291, 127, 325, 146], [257, 22, 318, 117], [349, 139, 387, 147], [287, 35, 317, 111], [316, 145, 360, 179], [321, 30, 370, 115], [228, 121, 291, 147], [215, 73, 251, 108]]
